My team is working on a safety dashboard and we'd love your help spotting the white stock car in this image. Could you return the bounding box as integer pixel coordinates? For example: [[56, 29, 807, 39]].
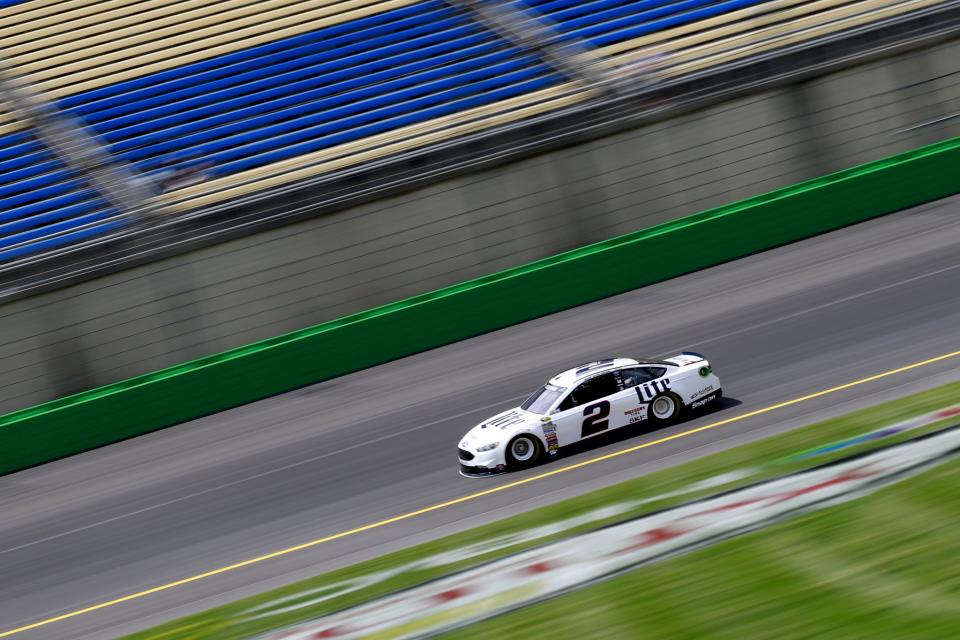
[[458, 353, 721, 476]]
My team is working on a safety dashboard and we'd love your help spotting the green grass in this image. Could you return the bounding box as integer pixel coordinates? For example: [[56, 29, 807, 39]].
[[447, 458, 960, 640], [123, 381, 960, 640]]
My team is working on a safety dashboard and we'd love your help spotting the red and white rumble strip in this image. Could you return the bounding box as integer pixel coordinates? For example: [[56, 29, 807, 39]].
[[262, 426, 960, 640]]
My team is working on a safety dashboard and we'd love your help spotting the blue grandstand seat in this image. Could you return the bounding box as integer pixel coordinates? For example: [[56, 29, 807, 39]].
[[57, 1, 566, 179], [0, 130, 125, 262], [39, 0, 784, 189], [110, 47, 522, 157], [0, 0, 569, 261], [0, 0, 911, 260]]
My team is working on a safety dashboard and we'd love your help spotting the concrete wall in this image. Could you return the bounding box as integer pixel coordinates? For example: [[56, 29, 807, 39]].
[[2, 39, 959, 414]]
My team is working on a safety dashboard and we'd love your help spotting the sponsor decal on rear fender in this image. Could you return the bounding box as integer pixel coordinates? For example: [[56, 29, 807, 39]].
[[690, 384, 715, 400], [690, 393, 719, 409]]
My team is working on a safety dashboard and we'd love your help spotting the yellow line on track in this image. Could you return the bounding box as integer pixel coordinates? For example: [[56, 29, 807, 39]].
[[3, 348, 960, 638]]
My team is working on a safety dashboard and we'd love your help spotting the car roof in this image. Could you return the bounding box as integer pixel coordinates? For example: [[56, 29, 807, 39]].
[[547, 357, 677, 388], [545, 358, 623, 387]]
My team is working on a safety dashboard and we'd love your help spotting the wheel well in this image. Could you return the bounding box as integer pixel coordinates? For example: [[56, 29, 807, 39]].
[[505, 433, 546, 463], [650, 391, 683, 417], [654, 390, 682, 403], [510, 432, 546, 451]]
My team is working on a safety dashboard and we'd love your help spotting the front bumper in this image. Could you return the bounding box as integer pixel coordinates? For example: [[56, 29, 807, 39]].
[[458, 446, 507, 476], [459, 463, 507, 477], [458, 443, 505, 472]]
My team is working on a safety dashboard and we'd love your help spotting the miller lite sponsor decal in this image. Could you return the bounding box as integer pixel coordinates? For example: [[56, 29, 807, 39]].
[[635, 378, 671, 402]]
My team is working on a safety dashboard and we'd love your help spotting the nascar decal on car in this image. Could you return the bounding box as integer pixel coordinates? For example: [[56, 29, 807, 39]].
[[540, 419, 559, 455], [624, 405, 648, 423], [635, 378, 671, 402]]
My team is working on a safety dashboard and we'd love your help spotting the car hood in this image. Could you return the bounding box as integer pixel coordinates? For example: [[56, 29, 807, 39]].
[[460, 407, 540, 448]]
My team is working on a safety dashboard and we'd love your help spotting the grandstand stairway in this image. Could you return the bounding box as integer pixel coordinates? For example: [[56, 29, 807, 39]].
[[0, 126, 124, 262]]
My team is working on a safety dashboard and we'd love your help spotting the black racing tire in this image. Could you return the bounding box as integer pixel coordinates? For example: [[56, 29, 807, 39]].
[[505, 434, 543, 470], [648, 392, 682, 425]]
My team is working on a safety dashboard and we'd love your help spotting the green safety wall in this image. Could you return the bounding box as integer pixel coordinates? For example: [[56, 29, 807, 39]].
[[1, 136, 958, 476]]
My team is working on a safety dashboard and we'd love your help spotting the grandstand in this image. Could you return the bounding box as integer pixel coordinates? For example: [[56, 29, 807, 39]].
[[0, 0, 953, 266], [0, 121, 124, 262]]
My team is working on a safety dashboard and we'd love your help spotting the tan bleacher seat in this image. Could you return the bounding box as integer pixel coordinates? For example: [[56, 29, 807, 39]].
[[0, 0, 936, 213]]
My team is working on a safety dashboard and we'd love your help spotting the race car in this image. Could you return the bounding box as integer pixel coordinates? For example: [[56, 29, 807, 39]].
[[458, 353, 721, 476]]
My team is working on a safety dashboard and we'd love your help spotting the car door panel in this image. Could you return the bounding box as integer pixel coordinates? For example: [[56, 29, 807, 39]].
[[551, 372, 616, 445], [550, 372, 636, 444], [579, 400, 612, 438], [550, 405, 586, 446], [609, 386, 646, 429]]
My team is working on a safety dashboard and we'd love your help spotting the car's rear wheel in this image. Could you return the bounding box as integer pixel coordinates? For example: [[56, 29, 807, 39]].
[[506, 434, 542, 470], [649, 392, 681, 425]]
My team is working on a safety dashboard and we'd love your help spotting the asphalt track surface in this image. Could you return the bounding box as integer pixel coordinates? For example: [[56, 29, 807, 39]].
[[2, 198, 960, 640]]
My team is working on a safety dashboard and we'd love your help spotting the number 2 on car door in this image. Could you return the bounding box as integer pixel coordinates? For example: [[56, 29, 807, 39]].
[[581, 400, 610, 438]]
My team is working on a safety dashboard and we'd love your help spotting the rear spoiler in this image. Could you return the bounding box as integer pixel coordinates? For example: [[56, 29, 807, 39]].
[[663, 351, 707, 367]]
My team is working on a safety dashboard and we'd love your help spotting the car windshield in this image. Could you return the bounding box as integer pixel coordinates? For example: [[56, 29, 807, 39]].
[[521, 384, 566, 414]]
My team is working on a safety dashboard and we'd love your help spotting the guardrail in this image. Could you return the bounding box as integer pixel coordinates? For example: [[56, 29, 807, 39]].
[[0, 134, 957, 476]]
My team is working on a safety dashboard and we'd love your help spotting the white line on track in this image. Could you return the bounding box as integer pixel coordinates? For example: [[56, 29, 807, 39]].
[[3, 261, 958, 558], [664, 260, 960, 354], [0, 394, 529, 558]]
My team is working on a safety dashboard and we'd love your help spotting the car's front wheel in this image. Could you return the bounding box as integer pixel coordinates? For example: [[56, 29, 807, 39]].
[[649, 392, 681, 425], [506, 434, 543, 470]]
